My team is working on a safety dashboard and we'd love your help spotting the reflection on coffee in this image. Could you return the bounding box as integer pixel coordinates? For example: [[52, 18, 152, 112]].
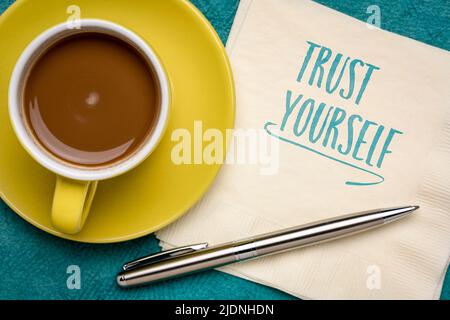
[[23, 32, 160, 167]]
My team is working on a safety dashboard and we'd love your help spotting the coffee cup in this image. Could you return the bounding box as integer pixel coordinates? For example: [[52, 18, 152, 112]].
[[9, 19, 170, 234]]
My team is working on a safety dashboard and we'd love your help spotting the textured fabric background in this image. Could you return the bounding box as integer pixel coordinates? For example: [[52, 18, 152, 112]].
[[0, 0, 448, 300]]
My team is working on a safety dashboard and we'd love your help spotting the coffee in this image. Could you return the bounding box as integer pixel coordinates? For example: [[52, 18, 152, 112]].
[[23, 32, 160, 167]]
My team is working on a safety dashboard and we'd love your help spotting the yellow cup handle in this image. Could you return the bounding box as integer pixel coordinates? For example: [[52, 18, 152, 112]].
[[51, 176, 98, 234]]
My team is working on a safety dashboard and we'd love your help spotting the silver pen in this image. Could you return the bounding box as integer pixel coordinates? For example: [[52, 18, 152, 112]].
[[117, 205, 418, 288]]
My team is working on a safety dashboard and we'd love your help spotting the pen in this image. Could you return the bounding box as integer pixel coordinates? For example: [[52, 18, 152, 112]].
[[117, 205, 419, 288]]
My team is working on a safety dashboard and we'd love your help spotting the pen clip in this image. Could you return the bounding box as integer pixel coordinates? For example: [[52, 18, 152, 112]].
[[122, 243, 209, 271]]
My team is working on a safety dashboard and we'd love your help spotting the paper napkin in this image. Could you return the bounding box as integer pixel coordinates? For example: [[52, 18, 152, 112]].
[[157, 0, 450, 299]]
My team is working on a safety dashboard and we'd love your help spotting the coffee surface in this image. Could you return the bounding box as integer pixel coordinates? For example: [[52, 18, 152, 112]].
[[23, 33, 159, 167]]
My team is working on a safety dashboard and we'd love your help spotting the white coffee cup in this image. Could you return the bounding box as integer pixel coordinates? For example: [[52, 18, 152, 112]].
[[9, 19, 170, 234]]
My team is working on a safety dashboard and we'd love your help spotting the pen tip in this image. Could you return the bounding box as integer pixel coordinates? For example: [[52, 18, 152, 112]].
[[382, 205, 418, 224]]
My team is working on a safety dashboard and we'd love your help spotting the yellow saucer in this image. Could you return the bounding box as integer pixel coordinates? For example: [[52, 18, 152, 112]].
[[0, 0, 235, 243]]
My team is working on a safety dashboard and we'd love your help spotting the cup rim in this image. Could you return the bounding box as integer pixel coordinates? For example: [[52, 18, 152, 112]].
[[8, 19, 170, 181]]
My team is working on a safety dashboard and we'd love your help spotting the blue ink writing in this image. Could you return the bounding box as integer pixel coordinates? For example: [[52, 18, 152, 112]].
[[266, 41, 404, 186], [297, 41, 380, 106]]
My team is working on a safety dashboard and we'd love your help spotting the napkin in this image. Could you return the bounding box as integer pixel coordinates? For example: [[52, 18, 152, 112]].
[[157, 0, 450, 299]]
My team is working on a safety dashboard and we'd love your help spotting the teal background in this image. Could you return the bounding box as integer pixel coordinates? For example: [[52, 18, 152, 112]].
[[0, 0, 449, 300]]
